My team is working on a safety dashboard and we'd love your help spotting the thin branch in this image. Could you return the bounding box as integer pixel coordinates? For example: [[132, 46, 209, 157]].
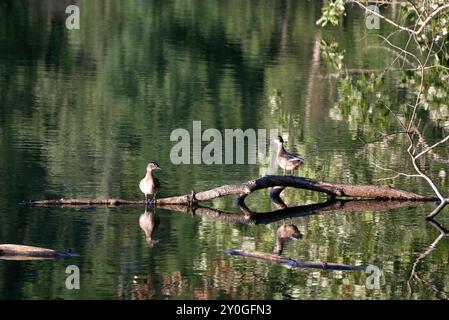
[[426, 199, 448, 220], [361, 130, 409, 145], [378, 34, 422, 66], [375, 172, 422, 182], [372, 162, 421, 181], [349, 1, 449, 36], [414, 135, 449, 160]]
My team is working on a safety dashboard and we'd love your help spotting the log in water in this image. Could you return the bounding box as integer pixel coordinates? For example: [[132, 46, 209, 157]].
[[227, 249, 365, 271], [0, 244, 77, 260]]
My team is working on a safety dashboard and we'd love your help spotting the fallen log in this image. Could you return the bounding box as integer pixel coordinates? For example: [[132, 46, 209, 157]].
[[23, 175, 437, 207], [0, 244, 76, 260], [227, 249, 365, 271]]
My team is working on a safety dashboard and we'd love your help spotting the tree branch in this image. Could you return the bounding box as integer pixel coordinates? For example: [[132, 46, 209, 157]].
[[349, 1, 449, 36]]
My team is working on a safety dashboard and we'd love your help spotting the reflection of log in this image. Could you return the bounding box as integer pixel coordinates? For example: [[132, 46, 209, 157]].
[[160, 199, 425, 225], [245, 199, 427, 224], [24, 175, 436, 207], [0, 244, 76, 260], [269, 186, 287, 209], [160, 204, 256, 224], [227, 249, 365, 271]]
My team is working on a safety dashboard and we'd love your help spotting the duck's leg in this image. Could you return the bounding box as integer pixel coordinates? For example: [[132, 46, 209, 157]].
[[153, 192, 157, 204], [283, 168, 286, 176], [145, 194, 148, 206]]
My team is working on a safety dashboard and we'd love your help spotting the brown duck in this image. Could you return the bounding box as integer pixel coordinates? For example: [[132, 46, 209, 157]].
[[139, 162, 161, 204], [273, 136, 304, 175]]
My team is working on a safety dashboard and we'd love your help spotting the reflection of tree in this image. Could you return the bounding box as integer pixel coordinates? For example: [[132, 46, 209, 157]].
[[317, 1, 449, 218], [408, 219, 449, 300], [279, 0, 292, 54]]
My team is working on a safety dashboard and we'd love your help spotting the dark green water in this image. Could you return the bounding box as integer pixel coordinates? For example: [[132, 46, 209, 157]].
[[1, 0, 449, 299]]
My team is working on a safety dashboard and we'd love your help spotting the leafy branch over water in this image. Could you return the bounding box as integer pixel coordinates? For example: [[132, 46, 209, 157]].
[[318, 0, 449, 219]]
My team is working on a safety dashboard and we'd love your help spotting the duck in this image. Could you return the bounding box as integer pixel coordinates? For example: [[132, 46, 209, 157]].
[[139, 162, 161, 204], [273, 136, 304, 175]]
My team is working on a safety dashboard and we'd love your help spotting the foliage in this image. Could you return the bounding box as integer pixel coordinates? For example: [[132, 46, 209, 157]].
[[316, 0, 346, 27], [320, 40, 345, 71]]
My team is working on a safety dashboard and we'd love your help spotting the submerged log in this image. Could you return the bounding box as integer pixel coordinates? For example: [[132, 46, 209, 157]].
[[227, 249, 365, 271], [0, 244, 76, 260], [23, 175, 436, 207]]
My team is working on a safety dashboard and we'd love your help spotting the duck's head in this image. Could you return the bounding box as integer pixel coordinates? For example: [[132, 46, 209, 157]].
[[273, 135, 284, 145], [146, 162, 161, 171]]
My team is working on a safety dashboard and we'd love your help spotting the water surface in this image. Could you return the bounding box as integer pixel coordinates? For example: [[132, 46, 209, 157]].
[[1, 0, 449, 299]]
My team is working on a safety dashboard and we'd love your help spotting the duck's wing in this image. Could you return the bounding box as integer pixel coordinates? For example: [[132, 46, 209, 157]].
[[154, 177, 161, 188], [286, 151, 304, 163]]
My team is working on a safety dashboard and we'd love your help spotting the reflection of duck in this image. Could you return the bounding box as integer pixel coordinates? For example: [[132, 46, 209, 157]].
[[139, 208, 160, 247], [139, 162, 161, 204], [273, 136, 304, 175], [273, 221, 302, 255]]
